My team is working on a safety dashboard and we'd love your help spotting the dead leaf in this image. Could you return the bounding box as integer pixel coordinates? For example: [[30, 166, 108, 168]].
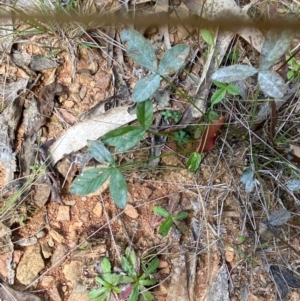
[[0, 282, 41, 301], [197, 116, 226, 152]]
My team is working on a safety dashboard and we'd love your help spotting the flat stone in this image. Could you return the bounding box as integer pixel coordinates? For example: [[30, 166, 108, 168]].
[[56, 206, 70, 221], [93, 203, 103, 217], [124, 204, 139, 219], [16, 244, 45, 285], [51, 243, 68, 266], [63, 260, 83, 285], [40, 240, 53, 259], [49, 229, 64, 243], [68, 283, 90, 301], [40, 275, 54, 287]]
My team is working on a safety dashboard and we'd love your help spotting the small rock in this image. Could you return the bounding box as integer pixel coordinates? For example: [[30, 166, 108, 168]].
[[69, 83, 80, 93], [124, 204, 139, 219], [79, 86, 87, 99], [225, 246, 235, 263], [159, 260, 168, 268], [16, 244, 45, 285], [80, 210, 90, 223], [64, 100, 74, 109], [71, 93, 81, 104], [36, 230, 46, 239], [40, 240, 53, 259], [57, 206, 70, 221], [40, 275, 54, 287], [68, 282, 90, 301], [51, 243, 68, 266], [64, 199, 76, 206], [49, 229, 64, 243], [93, 203, 103, 217], [63, 261, 83, 285], [48, 284, 63, 301]]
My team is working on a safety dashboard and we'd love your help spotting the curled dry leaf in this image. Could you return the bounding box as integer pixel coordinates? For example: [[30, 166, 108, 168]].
[[197, 116, 226, 152]]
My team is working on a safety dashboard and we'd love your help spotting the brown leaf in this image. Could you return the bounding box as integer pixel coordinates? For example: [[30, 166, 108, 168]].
[[197, 116, 226, 152]]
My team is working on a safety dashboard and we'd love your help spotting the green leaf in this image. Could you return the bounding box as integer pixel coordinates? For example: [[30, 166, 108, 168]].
[[200, 29, 214, 46], [208, 110, 219, 121], [128, 285, 139, 301], [213, 81, 227, 88], [95, 276, 107, 286], [132, 74, 161, 102], [173, 211, 188, 220], [187, 152, 201, 172], [102, 273, 123, 286], [125, 247, 138, 271], [88, 287, 107, 300], [153, 206, 170, 218], [226, 84, 240, 96], [158, 44, 190, 76], [258, 70, 286, 98], [88, 140, 115, 165], [173, 220, 189, 235], [260, 29, 294, 71], [102, 126, 146, 152], [145, 257, 159, 276], [109, 168, 127, 208], [287, 70, 294, 79], [70, 168, 112, 196], [211, 88, 226, 106], [139, 279, 157, 286], [158, 216, 173, 236], [121, 256, 133, 275], [101, 258, 111, 274], [212, 65, 258, 83], [137, 99, 153, 130], [141, 290, 154, 301], [122, 275, 135, 284], [120, 28, 158, 73]]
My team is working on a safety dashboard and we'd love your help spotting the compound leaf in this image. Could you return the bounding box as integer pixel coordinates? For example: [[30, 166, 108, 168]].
[[258, 70, 287, 98], [137, 99, 153, 130], [120, 28, 158, 73], [260, 29, 294, 71], [70, 167, 112, 196], [132, 74, 161, 102], [109, 168, 127, 208], [158, 44, 190, 76], [88, 140, 114, 165], [102, 126, 145, 152], [212, 65, 258, 83]]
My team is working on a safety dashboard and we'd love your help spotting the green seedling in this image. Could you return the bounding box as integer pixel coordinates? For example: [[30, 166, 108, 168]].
[[207, 81, 240, 122], [153, 206, 189, 236], [286, 55, 300, 80], [88, 258, 124, 301], [161, 110, 182, 123], [120, 247, 159, 301], [212, 29, 294, 99], [173, 130, 190, 146]]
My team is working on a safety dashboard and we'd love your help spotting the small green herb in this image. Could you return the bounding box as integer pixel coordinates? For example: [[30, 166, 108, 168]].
[[153, 206, 189, 236], [174, 130, 190, 146]]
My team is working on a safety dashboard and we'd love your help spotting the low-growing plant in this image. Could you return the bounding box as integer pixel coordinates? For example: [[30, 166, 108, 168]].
[[286, 54, 300, 80], [153, 206, 189, 236], [88, 249, 159, 301], [71, 28, 190, 208], [161, 110, 182, 123], [173, 129, 190, 147]]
